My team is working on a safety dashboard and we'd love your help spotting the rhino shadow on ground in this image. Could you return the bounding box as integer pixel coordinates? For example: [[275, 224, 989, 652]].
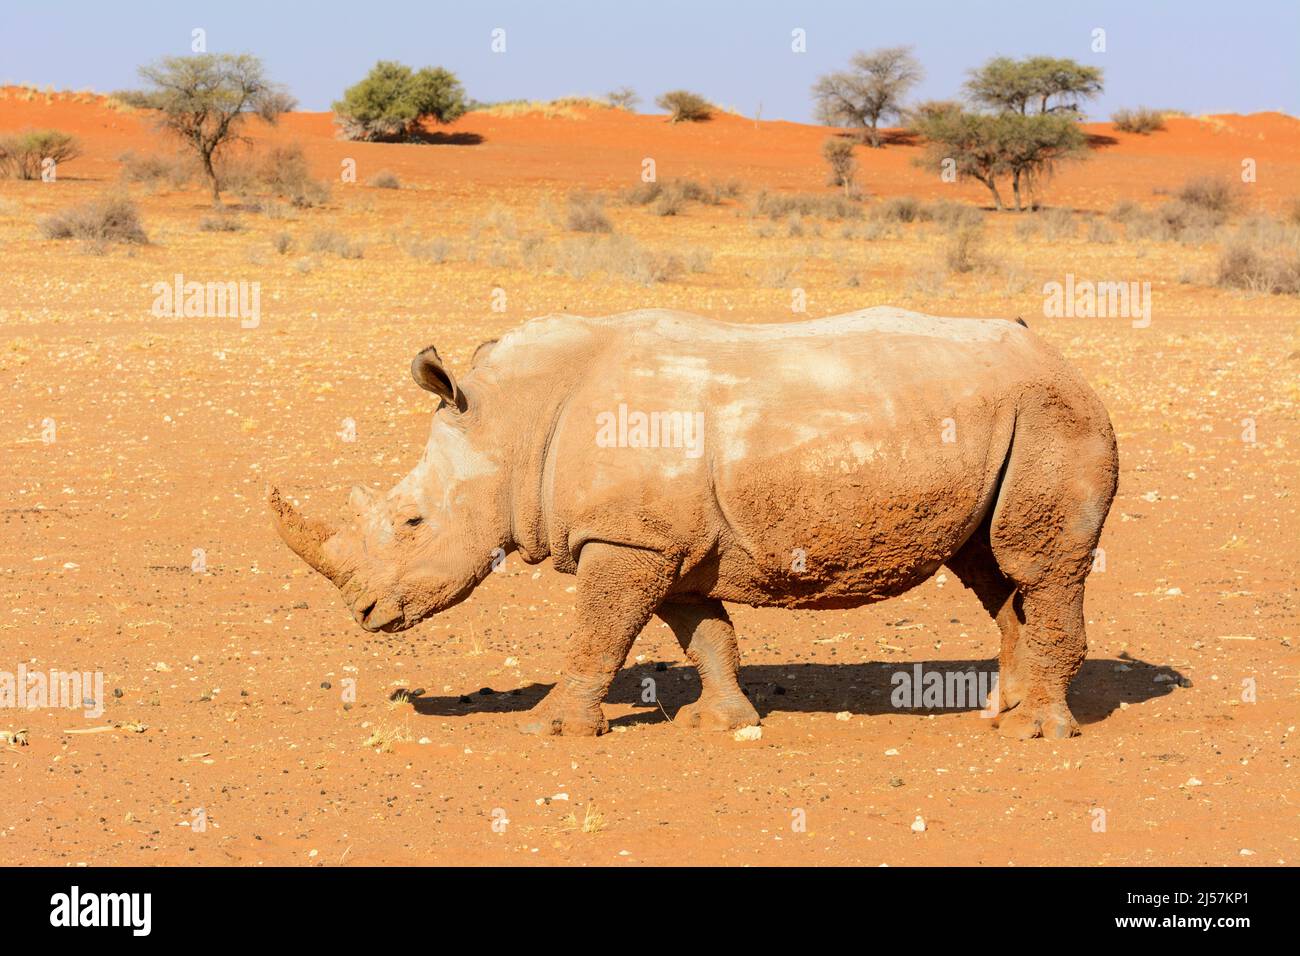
[[406, 653, 1184, 729]]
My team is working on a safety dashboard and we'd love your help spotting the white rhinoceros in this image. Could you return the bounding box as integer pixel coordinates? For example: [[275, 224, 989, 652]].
[[271, 307, 1118, 739]]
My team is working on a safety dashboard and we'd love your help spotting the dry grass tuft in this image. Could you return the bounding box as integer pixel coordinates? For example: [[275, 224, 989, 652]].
[[565, 193, 613, 233], [39, 194, 147, 245]]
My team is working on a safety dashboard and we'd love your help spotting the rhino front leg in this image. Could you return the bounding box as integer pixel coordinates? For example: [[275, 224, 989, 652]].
[[519, 542, 675, 737], [657, 599, 760, 731]]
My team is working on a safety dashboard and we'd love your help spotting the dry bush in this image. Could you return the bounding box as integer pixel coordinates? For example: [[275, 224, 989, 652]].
[[1157, 199, 1224, 242], [756, 259, 801, 288], [748, 190, 862, 221], [1285, 198, 1300, 226], [907, 264, 950, 296], [1039, 207, 1076, 239], [607, 87, 639, 111], [1214, 218, 1300, 294], [656, 90, 712, 123], [39, 194, 147, 244], [1177, 176, 1236, 217], [565, 193, 613, 233], [1109, 199, 1144, 223], [823, 137, 857, 194], [403, 237, 450, 262], [1111, 107, 1166, 134], [367, 169, 401, 189], [108, 89, 162, 110], [1118, 198, 1223, 244], [855, 218, 898, 240], [470, 205, 518, 240], [875, 196, 923, 223], [198, 213, 243, 232], [944, 223, 984, 273], [256, 143, 329, 208], [622, 181, 663, 206], [0, 129, 80, 179], [623, 178, 741, 216], [548, 234, 690, 285], [271, 231, 294, 255], [118, 150, 193, 188], [922, 199, 982, 229], [1086, 218, 1117, 243], [309, 229, 365, 259], [477, 97, 608, 119]]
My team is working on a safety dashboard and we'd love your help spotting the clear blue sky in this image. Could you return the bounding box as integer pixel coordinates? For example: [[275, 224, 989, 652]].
[[3, 0, 1296, 121]]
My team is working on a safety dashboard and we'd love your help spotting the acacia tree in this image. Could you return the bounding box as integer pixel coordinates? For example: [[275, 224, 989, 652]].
[[333, 61, 467, 141], [136, 54, 294, 205], [965, 55, 1102, 115], [1003, 113, 1086, 208], [915, 109, 1085, 211], [812, 46, 923, 147]]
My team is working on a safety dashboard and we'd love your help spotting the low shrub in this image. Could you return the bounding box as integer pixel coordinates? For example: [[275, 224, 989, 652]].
[[656, 90, 712, 123], [38, 194, 147, 244], [1111, 107, 1165, 134], [565, 193, 613, 233], [0, 129, 80, 179]]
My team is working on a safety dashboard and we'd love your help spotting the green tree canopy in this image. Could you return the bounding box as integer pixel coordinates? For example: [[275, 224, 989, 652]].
[[916, 109, 1086, 211], [965, 55, 1103, 116], [333, 61, 467, 142]]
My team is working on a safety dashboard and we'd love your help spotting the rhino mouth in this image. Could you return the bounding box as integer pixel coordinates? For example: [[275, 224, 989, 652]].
[[355, 598, 409, 633]]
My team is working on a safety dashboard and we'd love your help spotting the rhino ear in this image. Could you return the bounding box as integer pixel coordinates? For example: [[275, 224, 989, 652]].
[[411, 346, 465, 410]]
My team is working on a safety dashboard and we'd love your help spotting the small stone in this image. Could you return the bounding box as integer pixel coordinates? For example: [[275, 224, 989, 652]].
[[478, 687, 494, 696], [733, 726, 762, 742], [911, 816, 926, 832], [889, 777, 904, 788], [835, 711, 851, 721]]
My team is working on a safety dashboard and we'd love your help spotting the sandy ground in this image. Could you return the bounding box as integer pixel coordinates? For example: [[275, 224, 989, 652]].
[[1, 91, 1297, 865]]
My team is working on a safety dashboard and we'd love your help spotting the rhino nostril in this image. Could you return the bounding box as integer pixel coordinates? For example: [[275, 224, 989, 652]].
[[360, 599, 377, 621]]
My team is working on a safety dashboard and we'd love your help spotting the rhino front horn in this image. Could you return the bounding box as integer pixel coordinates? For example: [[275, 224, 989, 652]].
[[268, 485, 343, 584]]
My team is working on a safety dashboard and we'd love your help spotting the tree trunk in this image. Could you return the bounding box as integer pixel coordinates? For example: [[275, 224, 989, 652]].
[[868, 120, 881, 148], [977, 175, 1004, 211], [202, 151, 221, 207], [1012, 169, 1023, 211]]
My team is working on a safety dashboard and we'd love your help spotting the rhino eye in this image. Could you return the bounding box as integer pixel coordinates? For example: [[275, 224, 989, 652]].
[[404, 516, 423, 528]]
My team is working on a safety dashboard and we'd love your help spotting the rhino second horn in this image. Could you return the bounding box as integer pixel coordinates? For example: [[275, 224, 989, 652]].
[[268, 486, 343, 584]]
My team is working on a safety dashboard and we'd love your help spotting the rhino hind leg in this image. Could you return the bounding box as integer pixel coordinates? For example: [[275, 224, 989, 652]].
[[945, 531, 1026, 714], [977, 397, 1118, 740], [657, 599, 760, 732], [519, 542, 675, 737], [991, 583, 1086, 739]]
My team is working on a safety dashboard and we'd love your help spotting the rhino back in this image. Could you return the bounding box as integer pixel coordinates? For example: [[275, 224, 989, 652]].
[[516, 308, 1069, 599]]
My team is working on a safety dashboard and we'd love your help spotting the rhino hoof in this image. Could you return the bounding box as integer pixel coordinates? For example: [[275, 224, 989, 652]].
[[675, 696, 761, 732], [518, 708, 608, 737], [994, 705, 1079, 740]]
